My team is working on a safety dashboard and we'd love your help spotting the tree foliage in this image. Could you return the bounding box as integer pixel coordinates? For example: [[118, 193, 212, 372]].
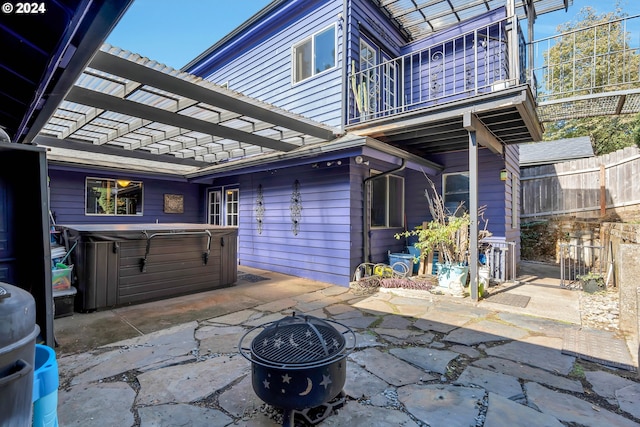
[[541, 5, 640, 154]]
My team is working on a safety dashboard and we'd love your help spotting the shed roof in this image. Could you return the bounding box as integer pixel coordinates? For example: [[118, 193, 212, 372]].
[[518, 136, 594, 166]]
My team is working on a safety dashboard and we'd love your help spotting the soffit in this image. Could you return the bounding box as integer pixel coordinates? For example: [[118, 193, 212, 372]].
[[374, 0, 570, 40], [35, 45, 339, 166]]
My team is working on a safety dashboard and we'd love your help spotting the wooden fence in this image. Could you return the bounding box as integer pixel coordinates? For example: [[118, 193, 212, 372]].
[[521, 146, 640, 219]]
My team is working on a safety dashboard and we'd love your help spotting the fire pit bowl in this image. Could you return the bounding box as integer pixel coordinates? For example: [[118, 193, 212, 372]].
[[238, 313, 355, 425]]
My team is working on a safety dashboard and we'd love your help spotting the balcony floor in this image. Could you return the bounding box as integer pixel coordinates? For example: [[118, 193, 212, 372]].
[[346, 85, 542, 156]]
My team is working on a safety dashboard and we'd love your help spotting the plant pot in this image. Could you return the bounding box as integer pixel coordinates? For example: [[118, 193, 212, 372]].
[[582, 278, 604, 293], [436, 263, 469, 296]]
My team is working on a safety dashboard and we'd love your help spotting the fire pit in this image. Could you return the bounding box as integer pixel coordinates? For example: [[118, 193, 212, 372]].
[[238, 313, 356, 426]]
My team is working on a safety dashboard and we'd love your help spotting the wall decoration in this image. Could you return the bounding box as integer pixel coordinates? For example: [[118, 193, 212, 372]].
[[290, 180, 302, 235], [164, 194, 184, 213], [255, 184, 265, 235]]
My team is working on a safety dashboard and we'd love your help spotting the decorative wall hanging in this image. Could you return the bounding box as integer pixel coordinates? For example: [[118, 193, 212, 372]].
[[290, 180, 302, 236], [255, 184, 265, 235], [164, 194, 184, 213]]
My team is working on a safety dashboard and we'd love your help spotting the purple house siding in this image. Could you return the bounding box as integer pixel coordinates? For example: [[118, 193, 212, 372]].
[[48, 168, 204, 225], [428, 149, 508, 239], [504, 144, 521, 259], [234, 162, 354, 286], [186, 0, 344, 128]]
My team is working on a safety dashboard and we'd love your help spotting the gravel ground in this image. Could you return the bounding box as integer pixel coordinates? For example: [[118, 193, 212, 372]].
[[579, 287, 621, 332]]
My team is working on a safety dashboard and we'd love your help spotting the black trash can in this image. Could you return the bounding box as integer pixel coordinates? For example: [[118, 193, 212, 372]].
[[0, 282, 40, 427]]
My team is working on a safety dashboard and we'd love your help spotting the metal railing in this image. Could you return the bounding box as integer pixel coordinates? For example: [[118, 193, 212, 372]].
[[481, 239, 517, 283], [559, 243, 605, 287], [530, 14, 640, 104], [347, 16, 525, 125]]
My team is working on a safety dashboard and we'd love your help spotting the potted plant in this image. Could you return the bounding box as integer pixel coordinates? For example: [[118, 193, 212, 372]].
[[577, 271, 605, 293], [395, 176, 491, 296]]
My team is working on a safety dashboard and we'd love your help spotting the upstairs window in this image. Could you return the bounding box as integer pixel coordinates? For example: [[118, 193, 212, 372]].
[[86, 178, 143, 215], [292, 24, 336, 83]]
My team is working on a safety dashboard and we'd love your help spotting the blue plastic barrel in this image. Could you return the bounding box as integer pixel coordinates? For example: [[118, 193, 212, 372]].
[[32, 344, 58, 427], [388, 253, 414, 276]]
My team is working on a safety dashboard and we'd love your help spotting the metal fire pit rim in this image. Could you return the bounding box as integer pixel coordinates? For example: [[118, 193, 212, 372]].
[[238, 314, 356, 368]]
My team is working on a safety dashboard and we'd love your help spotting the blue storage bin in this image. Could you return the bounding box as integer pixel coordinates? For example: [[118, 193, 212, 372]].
[[32, 344, 58, 427], [388, 253, 414, 276]]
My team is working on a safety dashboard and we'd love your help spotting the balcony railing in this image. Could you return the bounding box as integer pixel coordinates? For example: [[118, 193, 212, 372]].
[[347, 17, 525, 126], [530, 14, 640, 104]]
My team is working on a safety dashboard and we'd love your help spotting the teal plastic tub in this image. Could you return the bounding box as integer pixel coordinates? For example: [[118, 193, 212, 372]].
[[32, 344, 58, 427]]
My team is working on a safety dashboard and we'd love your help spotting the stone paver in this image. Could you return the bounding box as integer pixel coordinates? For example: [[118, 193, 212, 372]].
[[485, 338, 575, 374], [136, 355, 249, 405], [196, 324, 247, 355], [349, 348, 435, 385], [455, 366, 522, 398], [484, 392, 565, 427], [585, 370, 638, 404], [320, 401, 419, 426], [473, 357, 584, 393], [138, 404, 233, 427], [390, 347, 458, 374], [397, 384, 483, 426], [525, 382, 640, 427], [54, 270, 640, 427], [444, 319, 529, 345], [343, 363, 390, 401], [63, 322, 198, 385], [205, 309, 259, 325], [616, 383, 640, 419], [414, 314, 467, 333], [217, 375, 265, 417], [377, 313, 413, 329], [353, 331, 386, 349], [497, 312, 574, 339], [57, 382, 135, 427]]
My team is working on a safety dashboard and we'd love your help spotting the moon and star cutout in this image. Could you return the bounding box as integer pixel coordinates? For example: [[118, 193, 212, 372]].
[[257, 327, 338, 397]]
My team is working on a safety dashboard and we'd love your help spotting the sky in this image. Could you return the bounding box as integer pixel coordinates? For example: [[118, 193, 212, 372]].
[[106, 0, 640, 71], [106, 0, 272, 70]]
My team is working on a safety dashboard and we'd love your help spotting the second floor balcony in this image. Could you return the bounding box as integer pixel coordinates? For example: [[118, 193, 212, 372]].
[[346, 15, 525, 128], [346, 11, 640, 149]]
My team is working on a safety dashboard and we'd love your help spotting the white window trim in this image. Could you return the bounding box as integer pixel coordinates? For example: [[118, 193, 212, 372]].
[[207, 185, 239, 226], [291, 23, 337, 85]]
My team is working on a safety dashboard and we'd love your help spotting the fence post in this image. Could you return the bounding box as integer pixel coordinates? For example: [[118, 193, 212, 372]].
[[600, 163, 606, 218]]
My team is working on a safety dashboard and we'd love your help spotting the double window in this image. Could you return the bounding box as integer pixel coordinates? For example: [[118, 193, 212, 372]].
[[85, 178, 143, 215], [370, 172, 404, 228], [208, 187, 239, 226], [293, 24, 336, 84]]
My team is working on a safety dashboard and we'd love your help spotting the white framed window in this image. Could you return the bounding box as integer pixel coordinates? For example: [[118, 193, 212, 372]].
[[370, 171, 404, 228], [226, 188, 239, 226], [208, 186, 239, 226], [292, 24, 336, 84], [443, 172, 469, 215], [359, 38, 377, 115], [85, 177, 143, 216], [208, 191, 221, 225]]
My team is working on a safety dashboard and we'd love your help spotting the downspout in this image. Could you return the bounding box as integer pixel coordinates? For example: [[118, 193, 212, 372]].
[[339, 0, 348, 134], [362, 159, 406, 263]]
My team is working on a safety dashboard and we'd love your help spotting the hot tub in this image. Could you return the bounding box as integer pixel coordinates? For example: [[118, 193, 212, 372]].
[[56, 224, 238, 311]]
